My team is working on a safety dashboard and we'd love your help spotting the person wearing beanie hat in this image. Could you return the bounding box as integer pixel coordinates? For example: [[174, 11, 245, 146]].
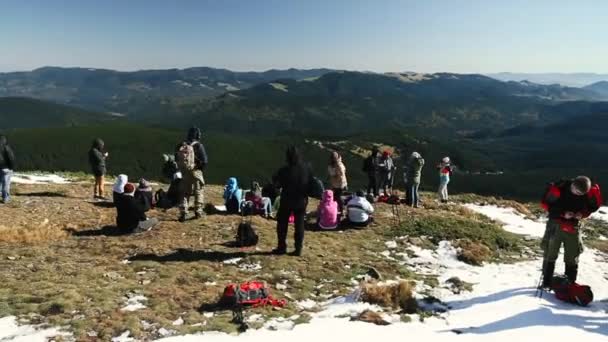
[[89, 138, 109, 200], [437, 156, 453, 203], [115, 182, 159, 233], [112, 174, 128, 205], [378, 150, 395, 196], [362, 148, 380, 198], [539, 175, 602, 288], [405, 151, 425, 208], [135, 178, 154, 212]]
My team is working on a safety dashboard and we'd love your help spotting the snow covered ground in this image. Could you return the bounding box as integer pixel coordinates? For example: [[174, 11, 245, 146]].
[[2, 203, 607, 341], [0, 316, 70, 342], [157, 204, 608, 342]]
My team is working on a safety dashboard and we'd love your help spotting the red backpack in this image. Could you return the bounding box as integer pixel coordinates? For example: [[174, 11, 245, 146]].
[[221, 281, 286, 308], [551, 276, 594, 307]]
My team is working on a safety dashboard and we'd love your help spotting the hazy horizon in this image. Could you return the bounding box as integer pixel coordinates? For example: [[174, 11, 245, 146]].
[[2, 0, 608, 74]]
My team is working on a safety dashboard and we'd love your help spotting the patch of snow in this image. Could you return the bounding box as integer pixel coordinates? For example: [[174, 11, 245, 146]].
[[172, 317, 184, 326], [590, 207, 608, 222], [0, 316, 69, 342], [239, 262, 262, 271], [203, 312, 214, 318], [385, 241, 398, 249], [464, 204, 546, 237], [247, 314, 264, 323], [217, 82, 239, 91], [121, 295, 147, 312], [112, 330, 135, 342], [11, 173, 70, 185], [223, 257, 242, 265], [269, 82, 288, 92], [296, 299, 317, 310], [204, 281, 217, 286]]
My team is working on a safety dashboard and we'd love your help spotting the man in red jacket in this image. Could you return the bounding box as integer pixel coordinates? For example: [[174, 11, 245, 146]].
[[540, 176, 602, 288]]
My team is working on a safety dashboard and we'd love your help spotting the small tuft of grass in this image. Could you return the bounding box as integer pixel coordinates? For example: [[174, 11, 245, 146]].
[[454, 239, 492, 266], [360, 280, 418, 314], [351, 309, 390, 326]]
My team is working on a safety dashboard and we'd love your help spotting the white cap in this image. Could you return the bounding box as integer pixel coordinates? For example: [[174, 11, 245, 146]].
[[442, 157, 450, 163]]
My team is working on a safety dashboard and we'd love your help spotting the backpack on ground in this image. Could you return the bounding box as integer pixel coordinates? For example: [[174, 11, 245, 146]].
[[177, 142, 198, 171], [551, 275, 593, 306], [155, 189, 172, 209], [236, 218, 258, 247], [387, 195, 401, 205], [220, 281, 286, 308], [308, 177, 324, 199]]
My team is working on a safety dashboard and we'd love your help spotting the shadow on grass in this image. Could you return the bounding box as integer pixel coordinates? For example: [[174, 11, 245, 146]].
[[15, 191, 70, 198], [128, 248, 249, 263], [89, 201, 116, 208], [66, 225, 130, 237]]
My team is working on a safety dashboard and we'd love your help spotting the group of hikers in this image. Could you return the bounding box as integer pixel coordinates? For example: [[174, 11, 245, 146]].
[[84, 127, 456, 256], [0, 128, 603, 285]]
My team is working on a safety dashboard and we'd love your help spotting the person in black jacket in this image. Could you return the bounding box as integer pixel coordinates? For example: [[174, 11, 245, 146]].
[[362, 148, 380, 198], [88, 138, 108, 200], [175, 127, 208, 222], [116, 183, 159, 233], [272, 146, 314, 256], [0, 135, 16, 203], [135, 178, 154, 212]]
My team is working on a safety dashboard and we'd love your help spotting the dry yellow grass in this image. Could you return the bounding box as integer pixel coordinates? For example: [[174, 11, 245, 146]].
[[455, 239, 492, 266], [360, 280, 418, 313]]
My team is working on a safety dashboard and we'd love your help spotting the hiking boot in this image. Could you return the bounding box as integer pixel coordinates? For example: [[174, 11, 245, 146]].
[[542, 261, 556, 288], [289, 249, 302, 257], [565, 264, 578, 283], [194, 212, 203, 220], [178, 214, 187, 223], [271, 247, 287, 255]]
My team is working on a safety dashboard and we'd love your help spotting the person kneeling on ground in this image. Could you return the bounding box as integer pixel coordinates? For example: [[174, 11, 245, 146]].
[[540, 176, 602, 288], [224, 177, 243, 214], [347, 190, 375, 228], [243, 181, 273, 218], [317, 190, 339, 230], [116, 183, 159, 233], [135, 178, 154, 212], [112, 174, 128, 205]]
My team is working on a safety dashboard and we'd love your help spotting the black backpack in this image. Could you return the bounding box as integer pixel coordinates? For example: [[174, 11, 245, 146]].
[[155, 189, 172, 209], [236, 220, 258, 247], [308, 177, 324, 199]]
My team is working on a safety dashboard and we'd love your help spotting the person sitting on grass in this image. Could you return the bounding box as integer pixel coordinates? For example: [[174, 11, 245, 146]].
[[223, 177, 243, 214], [317, 189, 339, 230], [135, 178, 154, 212], [116, 183, 159, 233], [112, 174, 128, 205], [243, 181, 273, 218], [346, 190, 375, 228]]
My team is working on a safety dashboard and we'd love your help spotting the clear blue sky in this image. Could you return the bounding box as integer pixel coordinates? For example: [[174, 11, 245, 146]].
[[1, 0, 607, 73]]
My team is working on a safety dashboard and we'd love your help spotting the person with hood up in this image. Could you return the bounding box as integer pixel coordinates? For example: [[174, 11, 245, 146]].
[[317, 190, 339, 230], [0, 135, 16, 204], [328, 151, 347, 216], [378, 151, 395, 196], [135, 178, 154, 212], [223, 177, 243, 214], [362, 148, 380, 197], [272, 146, 314, 256], [406, 152, 425, 208], [437, 156, 453, 203], [175, 127, 208, 222], [112, 174, 128, 205], [346, 190, 375, 227], [89, 138, 108, 200], [116, 183, 159, 233]]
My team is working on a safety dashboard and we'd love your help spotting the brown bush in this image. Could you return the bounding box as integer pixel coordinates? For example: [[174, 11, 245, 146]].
[[351, 309, 390, 325], [456, 239, 492, 266], [360, 280, 418, 313]]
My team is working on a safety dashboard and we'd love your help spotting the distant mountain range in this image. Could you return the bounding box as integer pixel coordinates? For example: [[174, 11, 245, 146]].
[[488, 72, 608, 87], [0, 66, 333, 115]]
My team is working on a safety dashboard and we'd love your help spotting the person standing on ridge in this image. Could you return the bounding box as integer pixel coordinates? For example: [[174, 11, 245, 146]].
[[406, 152, 425, 208], [437, 156, 453, 203], [378, 150, 394, 196], [539, 176, 602, 288], [328, 151, 347, 216], [175, 127, 208, 222], [0, 135, 16, 204], [272, 146, 314, 257], [363, 147, 380, 198], [88, 138, 108, 200]]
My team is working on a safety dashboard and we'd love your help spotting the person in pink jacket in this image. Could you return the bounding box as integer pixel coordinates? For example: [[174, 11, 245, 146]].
[[317, 190, 339, 230]]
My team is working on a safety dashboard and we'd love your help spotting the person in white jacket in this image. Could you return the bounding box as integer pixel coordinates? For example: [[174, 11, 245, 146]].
[[346, 190, 375, 227]]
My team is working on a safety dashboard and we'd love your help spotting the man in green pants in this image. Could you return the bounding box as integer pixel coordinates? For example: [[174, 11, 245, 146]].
[[175, 127, 208, 222], [540, 176, 602, 288]]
